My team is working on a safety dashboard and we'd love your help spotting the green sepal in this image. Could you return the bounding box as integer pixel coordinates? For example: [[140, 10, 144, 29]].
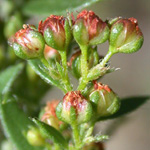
[[64, 18, 72, 49], [56, 100, 93, 125], [90, 89, 120, 118], [44, 28, 58, 49], [106, 17, 122, 27], [109, 22, 124, 48], [73, 20, 89, 46], [71, 55, 81, 78], [12, 42, 28, 59], [89, 25, 110, 46]]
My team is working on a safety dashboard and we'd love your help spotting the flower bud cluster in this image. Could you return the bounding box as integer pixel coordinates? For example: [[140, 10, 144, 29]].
[[9, 10, 143, 62], [9, 9, 143, 130]]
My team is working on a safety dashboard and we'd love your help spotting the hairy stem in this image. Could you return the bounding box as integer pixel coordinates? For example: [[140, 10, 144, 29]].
[[59, 50, 72, 92], [77, 45, 89, 91], [72, 124, 82, 150], [99, 50, 113, 68]]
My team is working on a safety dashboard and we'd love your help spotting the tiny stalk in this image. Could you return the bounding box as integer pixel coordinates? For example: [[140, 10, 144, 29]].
[[77, 45, 89, 90], [99, 48, 114, 68], [72, 124, 82, 150], [59, 50, 72, 92]]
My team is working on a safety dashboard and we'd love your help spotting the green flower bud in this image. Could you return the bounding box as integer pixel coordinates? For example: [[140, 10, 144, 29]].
[[26, 127, 45, 146], [9, 24, 45, 59], [109, 17, 144, 54], [56, 91, 92, 125], [4, 12, 23, 39], [68, 50, 81, 78], [68, 47, 99, 78], [89, 82, 120, 118], [40, 100, 63, 130], [38, 15, 72, 51], [73, 10, 109, 46]]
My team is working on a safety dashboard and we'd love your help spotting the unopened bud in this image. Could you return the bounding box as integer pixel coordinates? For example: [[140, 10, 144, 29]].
[[69, 47, 99, 78], [26, 127, 45, 146], [39, 15, 72, 51], [68, 51, 81, 78], [109, 17, 144, 54], [89, 82, 120, 117], [40, 100, 63, 130], [73, 10, 109, 46], [44, 45, 61, 66], [9, 24, 45, 59], [56, 91, 92, 125]]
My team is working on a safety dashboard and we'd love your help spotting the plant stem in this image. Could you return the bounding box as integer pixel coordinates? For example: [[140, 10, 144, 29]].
[[39, 56, 67, 93], [59, 50, 72, 92], [72, 124, 81, 150], [77, 45, 89, 91], [99, 51, 113, 68]]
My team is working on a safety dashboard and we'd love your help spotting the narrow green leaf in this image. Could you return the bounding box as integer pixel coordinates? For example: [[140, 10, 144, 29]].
[[0, 97, 43, 150], [23, 0, 102, 16], [0, 63, 24, 94], [56, 62, 64, 78], [32, 118, 68, 149], [28, 59, 67, 93], [98, 96, 150, 121]]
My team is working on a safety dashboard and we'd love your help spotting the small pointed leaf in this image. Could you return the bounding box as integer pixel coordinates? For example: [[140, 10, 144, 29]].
[[32, 118, 68, 149], [28, 59, 67, 93]]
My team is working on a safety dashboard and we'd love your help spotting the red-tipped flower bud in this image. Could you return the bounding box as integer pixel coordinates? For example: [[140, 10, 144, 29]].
[[89, 82, 120, 118], [56, 91, 92, 125], [44, 45, 61, 64], [40, 100, 62, 129], [9, 24, 45, 59], [73, 10, 109, 46], [109, 17, 144, 54], [39, 15, 72, 51]]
